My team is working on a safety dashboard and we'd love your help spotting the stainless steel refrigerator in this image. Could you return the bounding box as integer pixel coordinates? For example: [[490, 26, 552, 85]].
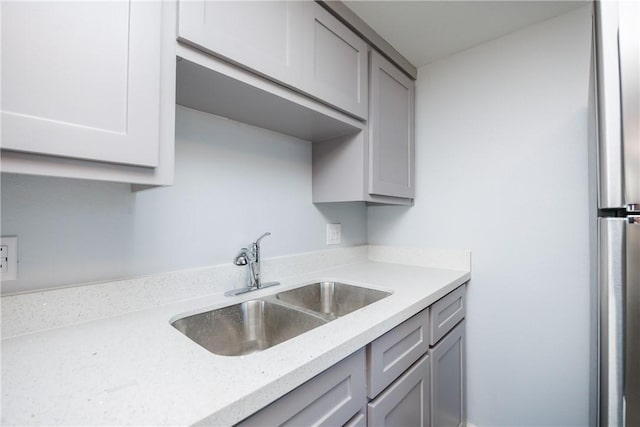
[[594, 1, 639, 426]]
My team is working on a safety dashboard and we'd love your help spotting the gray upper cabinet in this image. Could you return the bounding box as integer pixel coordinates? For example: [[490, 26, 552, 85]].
[[312, 51, 415, 205], [177, 1, 305, 89], [302, 3, 369, 120], [178, 1, 368, 121], [369, 50, 415, 199], [1, 0, 175, 186]]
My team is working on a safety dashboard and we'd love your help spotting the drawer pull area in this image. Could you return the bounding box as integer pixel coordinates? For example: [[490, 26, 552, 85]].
[[430, 285, 466, 345], [367, 309, 429, 398]]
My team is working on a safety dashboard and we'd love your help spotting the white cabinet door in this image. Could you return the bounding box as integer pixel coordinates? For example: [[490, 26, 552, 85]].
[[1, 1, 162, 167], [177, 1, 305, 88], [369, 50, 415, 199], [430, 320, 465, 427], [302, 3, 368, 120], [367, 353, 431, 427]]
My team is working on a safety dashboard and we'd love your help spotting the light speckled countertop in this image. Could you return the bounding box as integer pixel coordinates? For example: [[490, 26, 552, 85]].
[[1, 259, 469, 426]]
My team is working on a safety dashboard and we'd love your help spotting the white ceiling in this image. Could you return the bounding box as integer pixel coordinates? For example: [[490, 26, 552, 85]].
[[344, 0, 589, 68]]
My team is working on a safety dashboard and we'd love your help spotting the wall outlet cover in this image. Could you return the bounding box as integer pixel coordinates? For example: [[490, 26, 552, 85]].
[[326, 223, 341, 245], [0, 236, 18, 281]]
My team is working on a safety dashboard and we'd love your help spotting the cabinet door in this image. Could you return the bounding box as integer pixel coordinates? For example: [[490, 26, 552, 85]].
[[177, 1, 305, 88], [238, 348, 366, 427], [368, 50, 415, 199], [430, 320, 465, 427], [367, 353, 430, 427], [344, 410, 367, 427], [302, 3, 368, 120], [1, 1, 162, 167]]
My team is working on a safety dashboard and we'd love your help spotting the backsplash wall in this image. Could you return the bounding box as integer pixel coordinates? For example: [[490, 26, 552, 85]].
[[0, 106, 368, 295]]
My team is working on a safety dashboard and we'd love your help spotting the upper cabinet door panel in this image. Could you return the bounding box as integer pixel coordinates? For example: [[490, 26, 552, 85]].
[[303, 3, 368, 120], [369, 51, 415, 198], [177, 1, 305, 88], [1, 1, 161, 167]]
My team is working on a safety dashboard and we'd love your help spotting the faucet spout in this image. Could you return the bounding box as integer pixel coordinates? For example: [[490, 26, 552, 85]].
[[254, 232, 271, 245]]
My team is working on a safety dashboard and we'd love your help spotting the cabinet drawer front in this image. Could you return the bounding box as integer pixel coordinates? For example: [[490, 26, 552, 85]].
[[430, 320, 465, 427], [238, 348, 366, 427], [430, 285, 466, 345], [367, 309, 429, 398], [367, 353, 430, 427]]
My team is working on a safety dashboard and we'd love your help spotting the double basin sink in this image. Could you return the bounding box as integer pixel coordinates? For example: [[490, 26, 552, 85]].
[[171, 282, 391, 356]]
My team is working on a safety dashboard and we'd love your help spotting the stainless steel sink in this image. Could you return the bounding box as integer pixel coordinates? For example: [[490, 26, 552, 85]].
[[275, 281, 391, 317], [171, 282, 391, 356], [171, 299, 327, 356]]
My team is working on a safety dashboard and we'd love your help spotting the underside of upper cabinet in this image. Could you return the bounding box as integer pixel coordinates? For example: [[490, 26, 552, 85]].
[[175, 45, 365, 143], [175, 0, 370, 136], [312, 131, 414, 206]]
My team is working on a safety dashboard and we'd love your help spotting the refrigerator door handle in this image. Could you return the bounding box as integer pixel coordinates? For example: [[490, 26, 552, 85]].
[[625, 217, 640, 425], [618, 2, 640, 210], [599, 218, 625, 427], [595, 1, 640, 211], [595, 1, 624, 209]]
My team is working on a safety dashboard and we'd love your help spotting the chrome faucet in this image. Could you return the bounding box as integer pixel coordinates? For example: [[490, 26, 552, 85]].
[[225, 232, 280, 296]]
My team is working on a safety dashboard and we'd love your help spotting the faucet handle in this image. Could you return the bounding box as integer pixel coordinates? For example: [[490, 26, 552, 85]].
[[233, 248, 249, 265]]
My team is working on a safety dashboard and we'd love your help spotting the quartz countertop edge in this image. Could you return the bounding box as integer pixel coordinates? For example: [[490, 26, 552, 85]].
[[1, 260, 470, 426]]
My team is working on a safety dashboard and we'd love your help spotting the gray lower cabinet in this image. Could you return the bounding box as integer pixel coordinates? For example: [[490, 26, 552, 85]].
[[237, 348, 366, 427], [429, 286, 466, 345], [237, 284, 467, 427], [345, 410, 367, 427], [430, 319, 466, 427], [367, 354, 431, 427]]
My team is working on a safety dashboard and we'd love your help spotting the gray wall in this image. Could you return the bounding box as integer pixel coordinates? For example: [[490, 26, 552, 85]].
[[0, 106, 367, 294], [367, 7, 592, 427]]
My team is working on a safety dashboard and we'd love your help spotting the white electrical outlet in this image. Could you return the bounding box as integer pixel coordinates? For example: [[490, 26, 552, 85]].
[[0, 236, 18, 281], [326, 223, 341, 245], [0, 246, 7, 273]]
